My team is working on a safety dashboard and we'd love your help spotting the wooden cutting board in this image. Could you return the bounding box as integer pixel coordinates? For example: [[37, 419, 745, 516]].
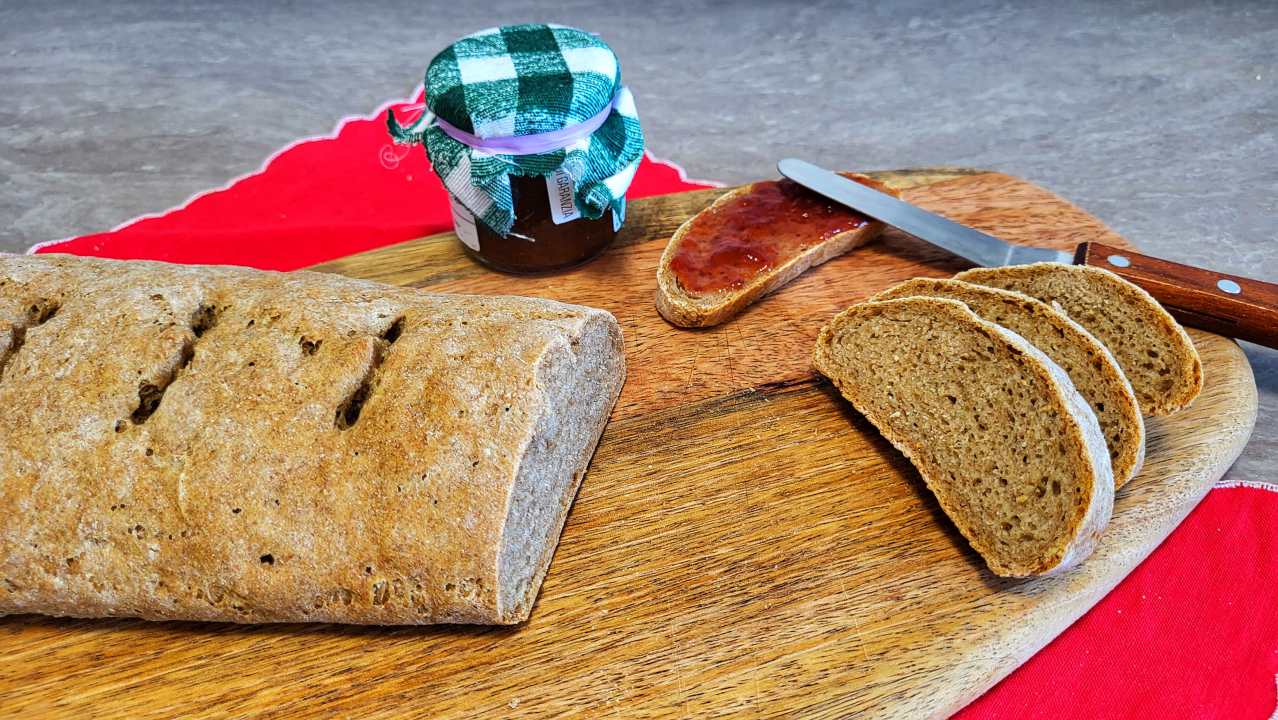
[[0, 170, 1257, 719]]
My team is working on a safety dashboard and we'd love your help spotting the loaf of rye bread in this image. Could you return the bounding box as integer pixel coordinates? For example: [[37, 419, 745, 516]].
[[0, 254, 625, 625]]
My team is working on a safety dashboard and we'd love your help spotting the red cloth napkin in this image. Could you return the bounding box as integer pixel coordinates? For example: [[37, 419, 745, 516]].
[[32, 92, 716, 270], [31, 95, 1278, 719], [958, 484, 1278, 719]]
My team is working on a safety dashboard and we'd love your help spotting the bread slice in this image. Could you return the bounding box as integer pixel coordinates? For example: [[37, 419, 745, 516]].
[[656, 174, 896, 327], [955, 263, 1202, 415], [872, 278, 1144, 489], [813, 297, 1114, 576], [0, 253, 625, 625]]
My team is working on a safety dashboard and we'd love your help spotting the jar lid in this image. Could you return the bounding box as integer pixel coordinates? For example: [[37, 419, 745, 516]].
[[425, 24, 621, 138], [387, 24, 644, 238]]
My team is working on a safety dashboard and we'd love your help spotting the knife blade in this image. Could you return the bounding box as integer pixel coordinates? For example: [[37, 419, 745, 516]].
[[777, 158, 1071, 268], [777, 158, 1278, 348]]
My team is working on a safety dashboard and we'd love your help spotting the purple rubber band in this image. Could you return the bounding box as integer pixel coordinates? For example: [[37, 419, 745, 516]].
[[434, 93, 618, 156]]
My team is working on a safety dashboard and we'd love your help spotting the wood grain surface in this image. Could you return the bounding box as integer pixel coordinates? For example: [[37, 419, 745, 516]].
[[0, 170, 1257, 719]]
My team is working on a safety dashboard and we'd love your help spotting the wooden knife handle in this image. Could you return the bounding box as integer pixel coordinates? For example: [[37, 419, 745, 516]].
[[1074, 241, 1278, 348]]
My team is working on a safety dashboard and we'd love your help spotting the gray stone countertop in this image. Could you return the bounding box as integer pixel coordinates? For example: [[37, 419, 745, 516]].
[[1, 0, 1273, 485]]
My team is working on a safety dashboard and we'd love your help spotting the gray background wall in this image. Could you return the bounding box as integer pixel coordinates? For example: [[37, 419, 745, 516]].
[[1, 0, 1274, 483]]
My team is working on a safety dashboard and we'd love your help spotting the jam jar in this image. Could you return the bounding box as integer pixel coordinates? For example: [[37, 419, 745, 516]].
[[389, 23, 644, 274]]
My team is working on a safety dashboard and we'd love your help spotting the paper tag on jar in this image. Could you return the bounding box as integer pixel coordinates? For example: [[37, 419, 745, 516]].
[[546, 168, 581, 225], [449, 195, 480, 251]]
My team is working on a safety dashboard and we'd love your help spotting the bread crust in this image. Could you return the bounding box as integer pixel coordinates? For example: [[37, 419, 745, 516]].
[[0, 254, 625, 625], [655, 175, 896, 328], [813, 298, 1113, 577]]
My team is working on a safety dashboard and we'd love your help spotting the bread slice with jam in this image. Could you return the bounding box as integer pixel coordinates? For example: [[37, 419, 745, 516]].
[[656, 174, 897, 328]]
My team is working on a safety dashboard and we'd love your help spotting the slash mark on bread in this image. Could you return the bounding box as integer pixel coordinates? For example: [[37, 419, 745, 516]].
[[0, 299, 61, 382], [336, 316, 405, 430], [129, 303, 219, 427]]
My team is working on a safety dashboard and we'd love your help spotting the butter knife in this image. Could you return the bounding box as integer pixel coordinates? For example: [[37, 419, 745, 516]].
[[778, 158, 1278, 348]]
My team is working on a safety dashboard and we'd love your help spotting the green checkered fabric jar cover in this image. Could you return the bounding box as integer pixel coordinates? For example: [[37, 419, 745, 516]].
[[388, 24, 644, 236]]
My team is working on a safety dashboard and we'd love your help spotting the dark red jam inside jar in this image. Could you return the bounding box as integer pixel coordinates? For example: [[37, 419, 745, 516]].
[[457, 175, 618, 275]]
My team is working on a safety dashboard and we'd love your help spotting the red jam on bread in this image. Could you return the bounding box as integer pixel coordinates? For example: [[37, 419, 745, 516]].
[[668, 174, 884, 294]]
